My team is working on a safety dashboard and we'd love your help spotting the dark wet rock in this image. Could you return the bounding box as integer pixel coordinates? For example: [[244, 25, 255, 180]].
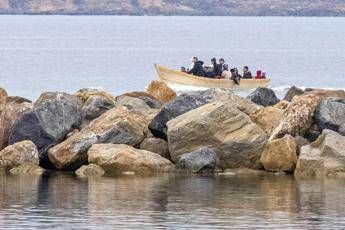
[[315, 98, 345, 134], [176, 147, 217, 174], [149, 88, 258, 140], [247, 87, 280, 107], [8, 92, 82, 166], [283, 86, 304, 102]]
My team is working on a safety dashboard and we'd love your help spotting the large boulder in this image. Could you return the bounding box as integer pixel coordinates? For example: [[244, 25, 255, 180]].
[[81, 94, 115, 127], [88, 144, 174, 174], [146, 80, 176, 104], [0, 100, 32, 150], [167, 101, 268, 169], [176, 147, 217, 174], [260, 135, 297, 173], [139, 137, 170, 159], [295, 129, 345, 177], [315, 98, 345, 134], [270, 94, 321, 140], [75, 164, 105, 178], [302, 89, 345, 99], [114, 95, 151, 111], [8, 92, 82, 166], [283, 86, 304, 102], [0, 140, 39, 170], [75, 88, 115, 104], [149, 88, 259, 140], [123, 91, 162, 109], [48, 106, 151, 170], [249, 107, 284, 134], [247, 87, 280, 107]]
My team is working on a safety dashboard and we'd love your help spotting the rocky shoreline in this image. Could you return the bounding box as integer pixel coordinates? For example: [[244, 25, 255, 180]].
[[0, 81, 344, 178]]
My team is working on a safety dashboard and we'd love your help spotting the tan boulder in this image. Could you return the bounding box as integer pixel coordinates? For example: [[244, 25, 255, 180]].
[[250, 107, 284, 134], [75, 88, 115, 103], [0, 87, 8, 113], [0, 100, 33, 149], [295, 129, 345, 178], [88, 144, 174, 174], [260, 135, 297, 173], [302, 88, 345, 99], [9, 163, 45, 175], [270, 94, 321, 140], [48, 106, 152, 170], [0, 140, 39, 169], [273, 100, 290, 110], [75, 164, 105, 178], [139, 137, 170, 159], [146, 80, 176, 104], [167, 101, 268, 169]]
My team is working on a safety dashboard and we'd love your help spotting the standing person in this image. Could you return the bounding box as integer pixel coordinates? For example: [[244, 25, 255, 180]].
[[188, 57, 205, 77], [242, 66, 252, 79], [211, 58, 222, 77]]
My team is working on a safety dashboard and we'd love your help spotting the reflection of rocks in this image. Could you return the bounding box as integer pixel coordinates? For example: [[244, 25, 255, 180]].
[[10, 163, 45, 175]]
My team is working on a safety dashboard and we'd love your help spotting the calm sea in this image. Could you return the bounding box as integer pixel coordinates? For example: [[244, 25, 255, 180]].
[[1, 16, 345, 229], [0, 16, 344, 99]]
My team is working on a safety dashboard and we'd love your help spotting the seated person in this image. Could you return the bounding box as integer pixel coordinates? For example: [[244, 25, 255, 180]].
[[204, 66, 216, 78], [188, 57, 205, 77], [211, 58, 222, 77], [220, 64, 231, 79], [181, 67, 187, 73], [230, 68, 240, 85], [255, 70, 262, 79], [262, 72, 267, 79], [242, 66, 252, 79]]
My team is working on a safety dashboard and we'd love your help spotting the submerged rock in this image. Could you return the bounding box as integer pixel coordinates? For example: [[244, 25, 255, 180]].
[[176, 147, 217, 174], [249, 106, 284, 134], [283, 86, 304, 102], [260, 135, 297, 173], [9, 163, 45, 175], [146, 80, 176, 104], [139, 137, 170, 159], [247, 87, 280, 107], [9, 92, 82, 166], [48, 106, 151, 170], [315, 98, 345, 134], [88, 144, 174, 174], [75, 164, 105, 178], [149, 88, 259, 140], [0, 100, 32, 150], [295, 129, 345, 177], [0, 140, 39, 169], [167, 101, 268, 169]]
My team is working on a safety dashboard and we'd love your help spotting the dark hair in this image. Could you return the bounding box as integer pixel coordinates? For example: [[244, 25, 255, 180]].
[[211, 58, 216, 63], [219, 58, 225, 62], [230, 68, 235, 73], [244, 66, 249, 70], [193, 57, 198, 61]]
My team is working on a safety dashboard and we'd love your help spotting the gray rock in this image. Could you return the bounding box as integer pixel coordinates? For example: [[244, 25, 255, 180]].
[[149, 88, 258, 140], [247, 87, 280, 107], [81, 94, 115, 126], [176, 147, 217, 174], [139, 137, 170, 159], [8, 92, 82, 167], [339, 124, 345, 136], [315, 98, 345, 134], [283, 86, 304, 102], [114, 95, 151, 111], [295, 129, 345, 177]]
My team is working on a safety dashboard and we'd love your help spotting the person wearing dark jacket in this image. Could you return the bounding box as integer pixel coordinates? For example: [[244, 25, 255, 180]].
[[188, 57, 205, 77], [242, 66, 252, 79], [211, 58, 222, 77]]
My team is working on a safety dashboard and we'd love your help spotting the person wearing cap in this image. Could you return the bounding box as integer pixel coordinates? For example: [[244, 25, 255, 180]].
[[188, 57, 205, 77]]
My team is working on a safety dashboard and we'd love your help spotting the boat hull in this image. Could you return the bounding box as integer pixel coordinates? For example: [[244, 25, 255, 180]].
[[155, 64, 270, 90]]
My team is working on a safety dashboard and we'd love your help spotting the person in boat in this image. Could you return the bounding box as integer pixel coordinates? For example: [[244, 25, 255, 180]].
[[204, 65, 216, 78], [220, 64, 231, 79], [230, 68, 241, 85], [219, 58, 226, 72], [211, 58, 222, 77], [234, 68, 242, 79], [180, 67, 187, 73], [188, 57, 205, 77], [255, 70, 262, 79], [242, 66, 252, 79]]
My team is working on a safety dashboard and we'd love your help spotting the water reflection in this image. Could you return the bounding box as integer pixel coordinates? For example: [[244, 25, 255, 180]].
[[1, 172, 345, 229]]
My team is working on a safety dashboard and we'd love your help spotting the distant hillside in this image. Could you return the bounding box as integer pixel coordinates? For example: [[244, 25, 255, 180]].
[[0, 0, 345, 16]]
